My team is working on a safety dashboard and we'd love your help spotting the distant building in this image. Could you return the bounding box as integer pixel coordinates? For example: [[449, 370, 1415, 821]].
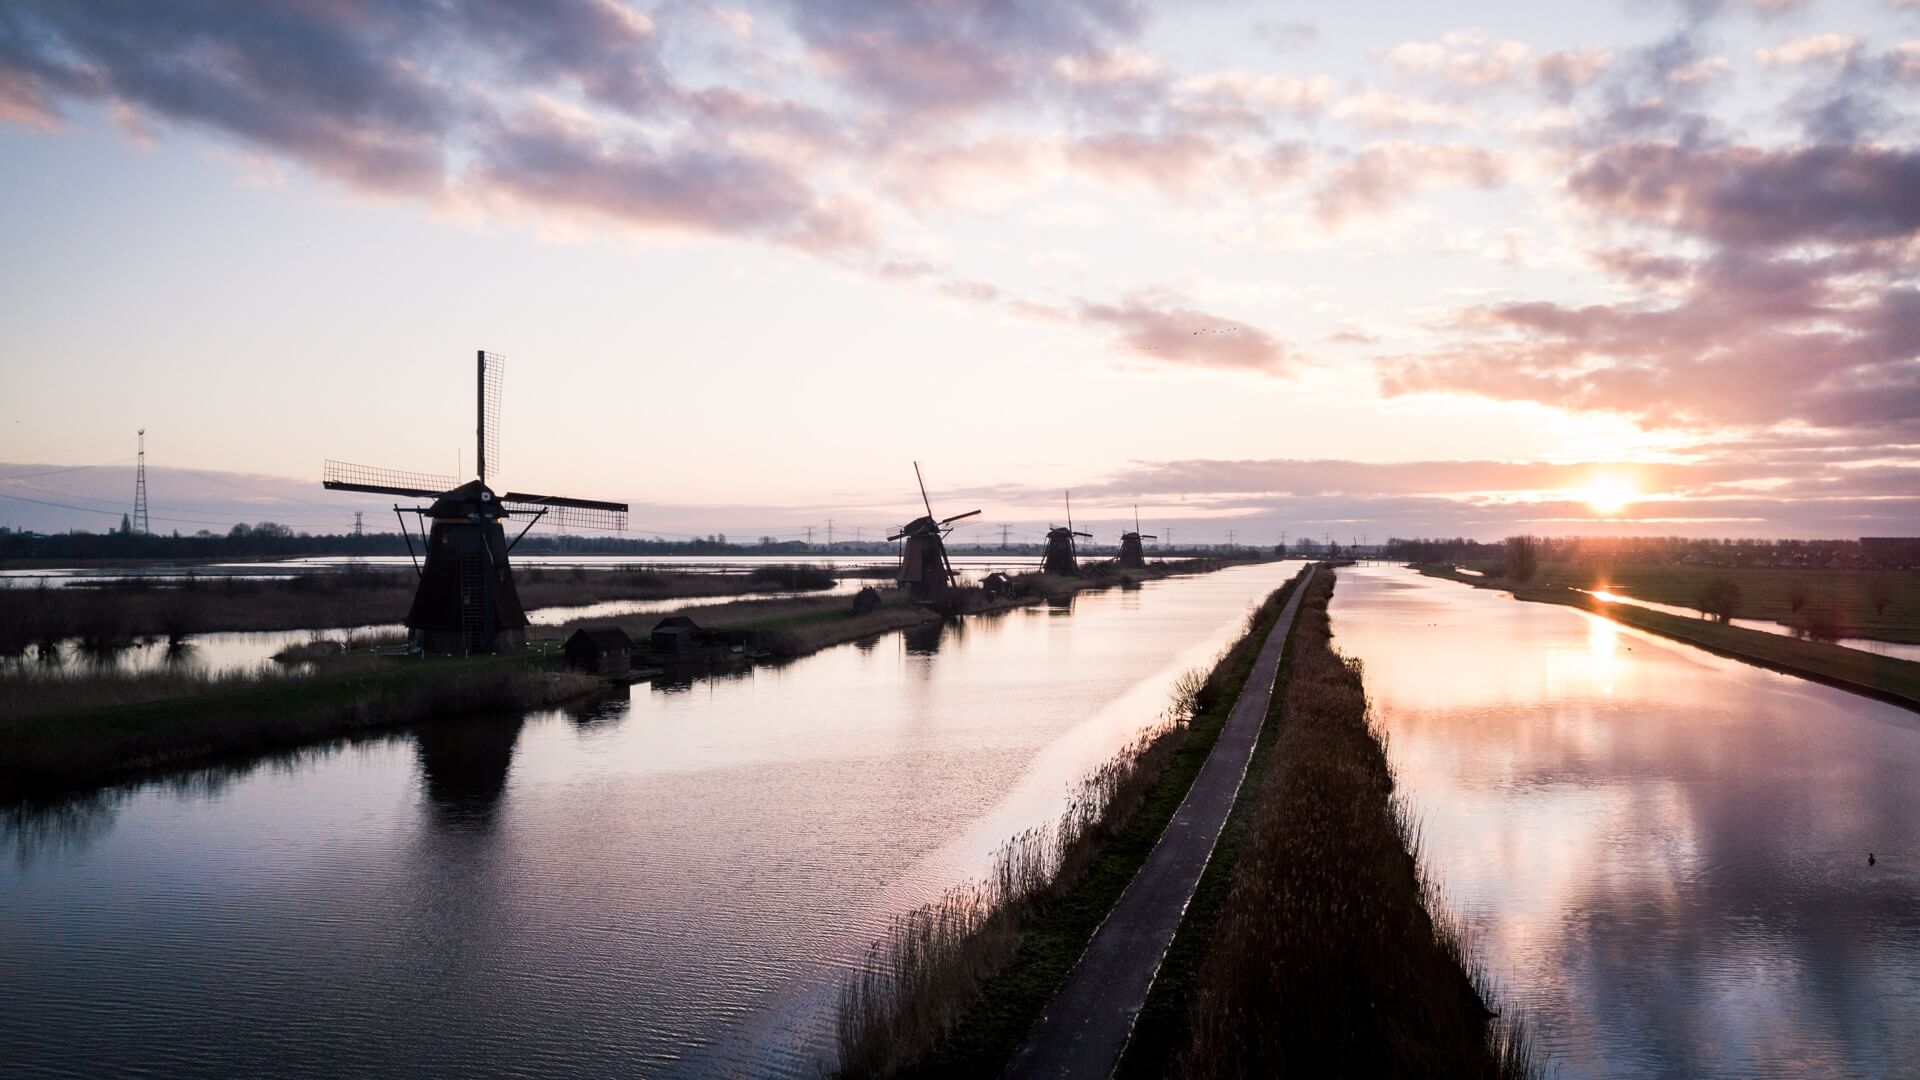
[[564, 627, 632, 675], [650, 615, 701, 654]]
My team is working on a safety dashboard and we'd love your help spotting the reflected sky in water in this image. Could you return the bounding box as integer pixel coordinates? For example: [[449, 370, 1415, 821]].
[[1330, 567, 1920, 1079], [0, 562, 1300, 1078]]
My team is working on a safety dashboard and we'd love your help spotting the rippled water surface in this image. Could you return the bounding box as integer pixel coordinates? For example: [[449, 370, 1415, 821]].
[[1330, 567, 1920, 1079], [1, 561, 1301, 1078]]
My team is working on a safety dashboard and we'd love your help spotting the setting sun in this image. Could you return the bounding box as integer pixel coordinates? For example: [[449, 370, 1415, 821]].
[[1582, 478, 1636, 516]]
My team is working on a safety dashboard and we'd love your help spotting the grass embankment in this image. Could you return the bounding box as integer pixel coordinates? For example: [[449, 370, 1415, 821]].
[[1421, 565, 1920, 712], [0, 565, 838, 652], [1163, 571, 1534, 1078], [538, 559, 1262, 661], [1462, 560, 1919, 644], [0, 649, 604, 801], [834, 570, 1306, 1078]]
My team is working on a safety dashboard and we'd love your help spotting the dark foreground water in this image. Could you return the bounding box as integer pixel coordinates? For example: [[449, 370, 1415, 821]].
[[1331, 567, 1920, 1079], [0, 562, 1301, 1078]]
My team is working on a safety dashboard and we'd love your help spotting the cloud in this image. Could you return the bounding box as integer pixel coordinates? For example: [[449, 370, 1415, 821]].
[[1311, 142, 1507, 225], [1074, 297, 1296, 374], [1536, 46, 1615, 100], [1756, 33, 1860, 67], [776, 0, 1143, 113], [1382, 29, 1534, 88], [1567, 142, 1920, 248], [1332, 88, 1472, 131]]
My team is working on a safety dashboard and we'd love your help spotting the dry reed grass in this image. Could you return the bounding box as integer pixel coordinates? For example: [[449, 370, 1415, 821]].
[[834, 686, 1206, 1076], [1175, 571, 1537, 1078]]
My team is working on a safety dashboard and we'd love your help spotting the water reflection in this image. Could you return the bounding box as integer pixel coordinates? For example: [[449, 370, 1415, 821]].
[[0, 562, 1305, 1078], [902, 620, 947, 656], [1332, 567, 1920, 1079], [413, 716, 525, 828]]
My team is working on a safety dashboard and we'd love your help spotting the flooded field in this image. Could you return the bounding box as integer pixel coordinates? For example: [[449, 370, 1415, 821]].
[[1332, 567, 1920, 1079], [0, 561, 1303, 1078]]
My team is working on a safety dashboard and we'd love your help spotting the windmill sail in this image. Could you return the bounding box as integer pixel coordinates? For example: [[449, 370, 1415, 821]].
[[478, 350, 503, 484], [323, 460, 460, 499]]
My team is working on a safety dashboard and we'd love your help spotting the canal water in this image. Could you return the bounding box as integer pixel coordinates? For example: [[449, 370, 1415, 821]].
[[1330, 567, 1920, 1079], [0, 561, 1304, 1078]]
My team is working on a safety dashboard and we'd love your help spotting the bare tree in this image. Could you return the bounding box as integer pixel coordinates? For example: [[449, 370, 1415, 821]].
[[1697, 577, 1742, 623], [1787, 579, 1811, 614], [1502, 535, 1540, 583], [1866, 576, 1895, 617]]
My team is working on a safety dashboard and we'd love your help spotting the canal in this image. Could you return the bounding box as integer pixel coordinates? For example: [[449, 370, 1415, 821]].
[[1331, 567, 1920, 1079], [1, 561, 1303, 1077]]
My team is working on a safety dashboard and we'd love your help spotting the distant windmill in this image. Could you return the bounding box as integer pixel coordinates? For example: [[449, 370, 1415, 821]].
[[321, 350, 628, 654], [1118, 505, 1157, 569], [889, 462, 980, 604], [1042, 490, 1092, 575]]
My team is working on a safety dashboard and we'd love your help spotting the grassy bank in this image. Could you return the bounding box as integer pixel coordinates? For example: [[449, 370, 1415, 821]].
[[1420, 565, 1920, 712], [835, 569, 1306, 1077], [0, 652, 605, 801], [1171, 570, 1533, 1077], [1463, 560, 1919, 644], [0, 565, 839, 652]]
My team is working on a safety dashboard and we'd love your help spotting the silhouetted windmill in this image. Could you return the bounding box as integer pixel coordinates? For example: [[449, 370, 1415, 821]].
[[1042, 490, 1092, 575], [322, 350, 628, 654], [1118, 505, 1157, 569], [889, 462, 979, 604]]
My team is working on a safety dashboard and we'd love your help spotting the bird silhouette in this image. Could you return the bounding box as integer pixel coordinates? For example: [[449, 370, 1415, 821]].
[[1869, 853, 1876, 866]]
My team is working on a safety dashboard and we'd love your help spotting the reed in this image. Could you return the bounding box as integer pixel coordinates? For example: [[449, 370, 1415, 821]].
[[0, 657, 603, 801], [834, 721, 1188, 1077], [1173, 571, 1536, 1079]]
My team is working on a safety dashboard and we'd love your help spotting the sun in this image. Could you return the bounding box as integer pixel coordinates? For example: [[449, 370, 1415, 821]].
[[1582, 478, 1636, 516]]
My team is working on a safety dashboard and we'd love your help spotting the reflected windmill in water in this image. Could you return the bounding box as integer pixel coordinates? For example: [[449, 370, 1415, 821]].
[[321, 350, 629, 654], [1042, 490, 1092, 576], [890, 462, 980, 605]]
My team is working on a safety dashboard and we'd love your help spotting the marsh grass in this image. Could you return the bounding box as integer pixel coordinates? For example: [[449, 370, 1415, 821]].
[[1174, 571, 1537, 1079], [0, 566, 841, 643], [0, 658, 602, 800], [835, 721, 1189, 1078]]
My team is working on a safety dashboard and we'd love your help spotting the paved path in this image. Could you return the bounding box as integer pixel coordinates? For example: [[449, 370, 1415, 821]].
[[1003, 565, 1315, 1080]]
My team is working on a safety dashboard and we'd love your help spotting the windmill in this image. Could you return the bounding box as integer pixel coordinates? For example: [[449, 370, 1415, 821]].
[[1042, 490, 1092, 575], [889, 462, 979, 604], [1118, 505, 1157, 569], [321, 350, 629, 654]]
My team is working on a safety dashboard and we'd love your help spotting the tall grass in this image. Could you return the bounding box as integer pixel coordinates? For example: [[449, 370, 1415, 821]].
[[1175, 571, 1537, 1078], [835, 719, 1190, 1077]]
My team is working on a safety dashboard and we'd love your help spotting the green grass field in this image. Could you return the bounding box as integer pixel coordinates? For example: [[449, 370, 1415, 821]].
[[1494, 562, 1920, 644]]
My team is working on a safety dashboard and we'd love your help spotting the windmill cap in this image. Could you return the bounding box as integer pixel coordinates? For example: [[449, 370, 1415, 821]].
[[428, 480, 508, 519]]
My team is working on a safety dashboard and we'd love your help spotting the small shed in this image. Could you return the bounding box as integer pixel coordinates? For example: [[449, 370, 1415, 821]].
[[651, 615, 701, 654], [564, 627, 632, 675]]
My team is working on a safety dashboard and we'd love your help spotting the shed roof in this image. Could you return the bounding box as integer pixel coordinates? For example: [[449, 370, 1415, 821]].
[[566, 627, 632, 651]]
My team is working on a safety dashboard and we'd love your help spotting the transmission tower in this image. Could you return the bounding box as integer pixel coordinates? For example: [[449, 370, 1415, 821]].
[[804, 524, 815, 547], [827, 518, 835, 548], [132, 428, 150, 536], [999, 524, 1012, 549], [1225, 528, 1236, 551], [353, 511, 365, 537]]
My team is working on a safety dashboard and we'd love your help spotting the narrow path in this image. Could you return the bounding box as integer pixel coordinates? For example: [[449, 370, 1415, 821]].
[[1003, 565, 1315, 1080]]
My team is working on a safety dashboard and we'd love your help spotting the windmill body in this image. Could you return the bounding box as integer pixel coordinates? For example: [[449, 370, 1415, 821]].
[[1042, 490, 1092, 575], [323, 351, 627, 655], [405, 481, 530, 654], [890, 463, 979, 604], [1118, 506, 1156, 569]]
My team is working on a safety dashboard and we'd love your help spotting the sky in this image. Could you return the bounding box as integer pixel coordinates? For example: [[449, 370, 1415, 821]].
[[1, 0, 1916, 545]]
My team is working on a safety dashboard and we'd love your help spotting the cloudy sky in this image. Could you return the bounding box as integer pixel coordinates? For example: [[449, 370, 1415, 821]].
[[1, 0, 1916, 543]]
